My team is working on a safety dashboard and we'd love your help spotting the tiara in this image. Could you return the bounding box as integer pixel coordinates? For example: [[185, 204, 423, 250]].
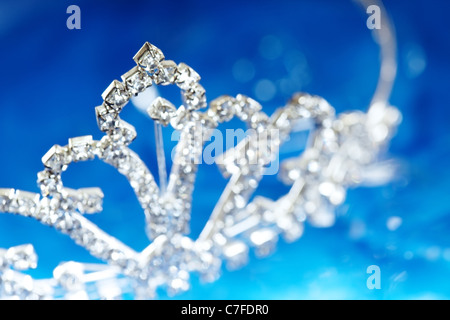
[[0, 5, 400, 300]]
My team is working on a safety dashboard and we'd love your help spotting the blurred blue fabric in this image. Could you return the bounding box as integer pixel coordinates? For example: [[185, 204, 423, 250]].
[[0, 0, 449, 299]]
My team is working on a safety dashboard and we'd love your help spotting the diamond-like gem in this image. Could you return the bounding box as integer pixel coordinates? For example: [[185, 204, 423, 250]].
[[154, 60, 178, 85], [176, 63, 200, 90], [133, 42, 165, 72], [69, 135, 94, 162], [209, 95, 235, 123], [121, 66, 152, 95], [102, 80, 130, 111], [147, 97, 176, 126]]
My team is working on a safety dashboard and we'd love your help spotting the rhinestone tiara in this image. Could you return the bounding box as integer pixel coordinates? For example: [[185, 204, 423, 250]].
[[0, 11, 401, 298]]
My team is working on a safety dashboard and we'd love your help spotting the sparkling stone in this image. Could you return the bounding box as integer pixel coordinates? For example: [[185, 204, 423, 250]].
[[318, 181, 335, 197], [108, 249, 128, 269], [308, 206, 335, 228], [121, 66, 152, 95], [0, 188, 14, 212], [154, 60, 179, 85], [176, 62, 200, 90], [336, 112, 375, 166], [60, 188, 81, 212], [223, 241, 248, 270], [1, 270, 34, 298], [77, 188, 104, 214], [384, 106, 401, 126], [40, 212, 60, 226], [37, 170, 62, 196], [138, 235, 193, 295], [209, 95, 236, 123], [198, 112, 218, 131], [54, 212, 75, 231], [127, 157, 156, 195], [289, 92, 310, 106], [318, 181, 346, 206], [133, 42, 165, 72], [64, 290, 89, 300], [316, 127, 339, 153], [96, 278, 123, 300], [102, 80, 130, 111], [0, 251, 8, 270], [13, 191, 40, 216], [279, 157, 302, 185], [102, 145, 133, 174], [248, 112, 269, 132], [90, 239, 110, 259], [78, 230, 96, 248], [53, 262, 85, 291], [69, 135, 94, 162], [193, 246, 222, 283], [183, 83, 206, 110], [169, 105, 193, 130], [370, 123, 389, 143], [41, 145, 69, 173], [95, 104, 119, 132], [249, 228, 278, 257], [35, 197, 58, 223], [288, 93, 331, 119], [278, 216, 304, 242], [147, 97, 176, 126], [292, 95, 335, 120], [235, 94, 262, 121], [167, 270, 190, 296], [271, 107, 293, 137], [111, 121, 137, 145], [315, 97, 334, 119], [291, 103, 313, 119], [5, 244, 38, 271]]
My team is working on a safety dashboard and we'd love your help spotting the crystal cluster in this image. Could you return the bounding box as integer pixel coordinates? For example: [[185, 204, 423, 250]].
[[0, 42, 400, 299]]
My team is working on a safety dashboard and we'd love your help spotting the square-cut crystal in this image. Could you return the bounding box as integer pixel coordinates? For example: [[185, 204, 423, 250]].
[[183, 83, 206, 110], [176, 63, 200, 90], [147, 97, 176, 126], [14, 190, 40, 216], [209, 95, 235, 123], [133, 42, 165, 72], [102, 80, 130, 111], [111, 120, 137, 145], [42, 145, 69, 172], [69, 135, 94, 161], [5, 244, 37, 270], [95, 104, 119, 132], [77, 188, 104, 214], [0, 188, 15, 212], [121, 66, 152, 95], [34, 197, 56, 223], [60, 187, 82, 212], [153, 60, 179, 85], [37, 170, 62, 196]]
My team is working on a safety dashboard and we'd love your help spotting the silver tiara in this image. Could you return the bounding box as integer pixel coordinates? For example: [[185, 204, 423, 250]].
[[0, 3, 400, 300]]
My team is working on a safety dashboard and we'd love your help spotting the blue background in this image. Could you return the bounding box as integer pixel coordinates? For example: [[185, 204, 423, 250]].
[[0, 0, 450, 299]]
